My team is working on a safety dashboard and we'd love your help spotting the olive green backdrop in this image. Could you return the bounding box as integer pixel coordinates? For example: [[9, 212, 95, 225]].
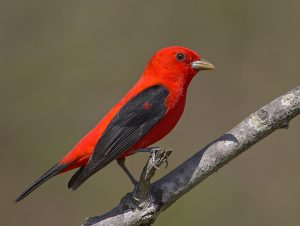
[[1, 1, 300, 225]]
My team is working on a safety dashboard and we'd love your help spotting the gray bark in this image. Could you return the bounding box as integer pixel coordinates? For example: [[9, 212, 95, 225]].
[[84, 86, 300, 226]]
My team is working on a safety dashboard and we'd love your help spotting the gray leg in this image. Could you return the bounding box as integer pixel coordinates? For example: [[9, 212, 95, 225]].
[[117, 158, 138, 186]]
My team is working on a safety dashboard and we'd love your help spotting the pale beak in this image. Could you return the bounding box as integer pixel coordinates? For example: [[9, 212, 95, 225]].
[[191, 59, 215, 71]]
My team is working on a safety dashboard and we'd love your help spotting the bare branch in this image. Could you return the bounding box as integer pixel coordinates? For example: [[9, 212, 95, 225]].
[[84, 86, 300, 226]]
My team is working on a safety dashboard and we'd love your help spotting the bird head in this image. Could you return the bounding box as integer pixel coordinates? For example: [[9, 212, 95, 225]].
[[143, 46, 214, 86]]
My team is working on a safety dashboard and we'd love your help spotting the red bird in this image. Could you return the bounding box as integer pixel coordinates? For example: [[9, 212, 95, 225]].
[[16, 46, 214, 202]]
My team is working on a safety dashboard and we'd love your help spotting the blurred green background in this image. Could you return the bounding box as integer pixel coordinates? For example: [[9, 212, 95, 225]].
[[1, 0, 300, 225]]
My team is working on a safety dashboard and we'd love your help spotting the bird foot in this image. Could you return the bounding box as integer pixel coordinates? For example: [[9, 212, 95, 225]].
[[137, 147, 172, 170]]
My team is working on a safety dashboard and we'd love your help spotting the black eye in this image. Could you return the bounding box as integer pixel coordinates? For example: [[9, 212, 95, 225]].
[[176, 53, 185, 61]]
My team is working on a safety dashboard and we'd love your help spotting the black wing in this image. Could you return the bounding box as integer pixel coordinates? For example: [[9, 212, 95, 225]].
[[70, 85, 169, 190]]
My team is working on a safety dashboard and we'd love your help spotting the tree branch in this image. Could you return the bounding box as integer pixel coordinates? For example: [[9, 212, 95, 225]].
[[84, 86, 300, 226]]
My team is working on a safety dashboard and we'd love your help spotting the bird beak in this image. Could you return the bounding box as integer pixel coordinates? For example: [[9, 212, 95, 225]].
[[191, 59, 215, 71]]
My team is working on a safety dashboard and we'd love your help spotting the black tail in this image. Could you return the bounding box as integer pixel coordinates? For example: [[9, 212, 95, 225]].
[[67, 166, 84, 189], [15, 163, 69, 202]]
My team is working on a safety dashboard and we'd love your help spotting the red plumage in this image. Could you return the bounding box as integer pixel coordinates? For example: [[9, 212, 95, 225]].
[[16, 46, 214, 202]]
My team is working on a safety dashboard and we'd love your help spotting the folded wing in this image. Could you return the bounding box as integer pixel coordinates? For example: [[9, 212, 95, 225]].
[[70, 84, 169, 190]]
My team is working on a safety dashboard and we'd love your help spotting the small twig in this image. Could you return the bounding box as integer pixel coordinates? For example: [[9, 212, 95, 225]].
[[133, 148, 172, 205], [84, 148, 172, 226]]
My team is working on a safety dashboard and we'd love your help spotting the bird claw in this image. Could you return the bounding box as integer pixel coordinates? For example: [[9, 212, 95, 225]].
[[149, 147, 172, 170], [164, 159, 169, 168], [150, 153, 160, 169], [136, 147, 172, 170]]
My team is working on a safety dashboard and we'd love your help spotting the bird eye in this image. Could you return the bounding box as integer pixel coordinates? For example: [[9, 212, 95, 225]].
[[176, 53, 185, 61]]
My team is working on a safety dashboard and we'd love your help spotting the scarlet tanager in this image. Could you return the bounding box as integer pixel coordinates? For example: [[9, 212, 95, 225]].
[[16, 46, 214, 202]]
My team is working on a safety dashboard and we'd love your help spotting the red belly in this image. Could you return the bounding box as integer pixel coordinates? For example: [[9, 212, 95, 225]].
[[117, 96, 186, 159]]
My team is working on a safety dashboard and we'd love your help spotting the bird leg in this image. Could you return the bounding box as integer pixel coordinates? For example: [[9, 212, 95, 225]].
[[117, 147, 172, 187], [117, 158, 138, 186]]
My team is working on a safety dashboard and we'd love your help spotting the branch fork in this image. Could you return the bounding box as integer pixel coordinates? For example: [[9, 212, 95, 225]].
[[85, 148, 172, 226]]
